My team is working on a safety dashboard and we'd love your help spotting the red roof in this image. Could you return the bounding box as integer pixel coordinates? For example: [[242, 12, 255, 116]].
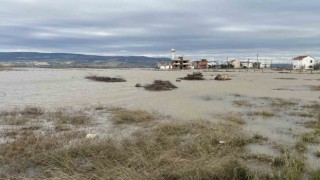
[[293, 56, 309, 60]]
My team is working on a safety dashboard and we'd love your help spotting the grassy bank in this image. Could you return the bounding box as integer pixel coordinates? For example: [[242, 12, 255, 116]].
[[0, 106, 317, 179]]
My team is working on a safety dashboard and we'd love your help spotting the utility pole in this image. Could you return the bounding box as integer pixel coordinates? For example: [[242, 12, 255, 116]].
[[257, 54, 259, 69]]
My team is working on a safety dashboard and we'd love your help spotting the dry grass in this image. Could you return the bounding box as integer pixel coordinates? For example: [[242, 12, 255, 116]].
[[52, 111, 91, 126], [270, 98, 298, 108], [85, 75, 126, 82], [314, 151, 320, 158], [248, 111, 275, 117], [275, 78, 297, 80], [110, 108, 155, 124], [0, 106, 44, 126], [225, 114, 246, 125], [301, 132, 318, 143], [0, 106, 312, 179], [250, 134, 268, 143], [289, 112, 313, 118], [0, 119, 252, 179], [232, 93, 243, 97], [309, 85, 320, 91], [242, 147, 305, 179], [295, 141, 307, 153], [233, 100, 251, 107]]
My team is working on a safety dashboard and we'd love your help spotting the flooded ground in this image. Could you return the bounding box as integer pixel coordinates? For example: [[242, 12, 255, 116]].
[[0, 68, 319, 118], [0, 68, 320, 171]]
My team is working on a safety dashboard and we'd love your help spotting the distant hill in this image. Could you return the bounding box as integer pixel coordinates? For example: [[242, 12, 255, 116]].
[[0, 52, 170, 67]]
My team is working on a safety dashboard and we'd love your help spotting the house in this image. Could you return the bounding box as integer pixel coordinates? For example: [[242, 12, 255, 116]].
[[228, 60, 241, 68], [292, 56, 315, 70], [240, 62, 253, 68], [194, 59, 208, 69], [259, 62, 271, 68], [157, 62, 172, 70], [208, 61, 219, 68], [172, 57, 194, 69]]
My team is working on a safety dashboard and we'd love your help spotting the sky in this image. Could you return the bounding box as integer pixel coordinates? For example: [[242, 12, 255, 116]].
[[1, 0, 320, 59]]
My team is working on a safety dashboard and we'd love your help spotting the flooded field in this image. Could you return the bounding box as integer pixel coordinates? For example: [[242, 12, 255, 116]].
[[0, 68, 319, 118], [0, 68, 319, 178]]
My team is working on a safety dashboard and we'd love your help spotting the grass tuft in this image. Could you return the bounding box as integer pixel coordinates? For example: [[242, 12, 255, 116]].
[[226, 114, 246, 125], [110, 109, 155, 124], [248, 111, 275, 117]]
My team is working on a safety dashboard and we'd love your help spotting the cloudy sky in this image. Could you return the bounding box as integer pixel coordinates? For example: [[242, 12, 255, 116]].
[[1, 0, 320, 58]]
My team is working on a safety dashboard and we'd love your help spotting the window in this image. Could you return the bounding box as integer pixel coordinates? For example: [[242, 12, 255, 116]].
[[310, 60, 313, 63]]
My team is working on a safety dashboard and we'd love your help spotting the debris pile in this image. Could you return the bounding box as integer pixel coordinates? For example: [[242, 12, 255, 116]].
[[181, 72, 205, 80], [214, 74, 231, 81], [143, 80, 177, 91], [135, 83, 142, 87], [85, 75, 126, 82]]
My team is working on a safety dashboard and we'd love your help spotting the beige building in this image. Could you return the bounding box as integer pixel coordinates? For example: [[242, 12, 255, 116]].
[[229, 60, 241, 68], [172, 57, 194, 69]]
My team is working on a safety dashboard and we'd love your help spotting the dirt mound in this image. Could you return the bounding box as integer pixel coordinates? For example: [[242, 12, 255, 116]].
[[85, 75, 126, 82], [181, 72, 205, 80], [144, 80, 177, 91], [214, 74, 231, 81]]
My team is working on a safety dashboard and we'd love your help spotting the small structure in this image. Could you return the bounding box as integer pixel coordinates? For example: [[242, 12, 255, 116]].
[[194, 59, 208, 69], [292, 55, 315, 70], [240, 62, 253, 68], [228, 60, 241, 68], [157, 62, 172, 70], [172, 57, 194, 70]]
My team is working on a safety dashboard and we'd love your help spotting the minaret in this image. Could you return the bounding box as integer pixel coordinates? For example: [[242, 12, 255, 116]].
[[171, 48, 176, 60]]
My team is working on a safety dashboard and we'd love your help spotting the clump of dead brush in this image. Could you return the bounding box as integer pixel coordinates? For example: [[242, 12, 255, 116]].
[[85, 75, 126, 82], [143, 80, 177, 91]]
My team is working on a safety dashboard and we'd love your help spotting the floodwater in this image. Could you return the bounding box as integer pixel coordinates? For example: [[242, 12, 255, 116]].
[[1, 68, 319, 119], [1, 68, 320, 168]]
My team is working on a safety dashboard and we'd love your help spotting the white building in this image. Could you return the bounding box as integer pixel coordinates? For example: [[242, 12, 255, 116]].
[[157, 62, 172, 70], [240, 62, 253, 68], [259, 63, 271, 68], [292, 56, 315, 70]]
